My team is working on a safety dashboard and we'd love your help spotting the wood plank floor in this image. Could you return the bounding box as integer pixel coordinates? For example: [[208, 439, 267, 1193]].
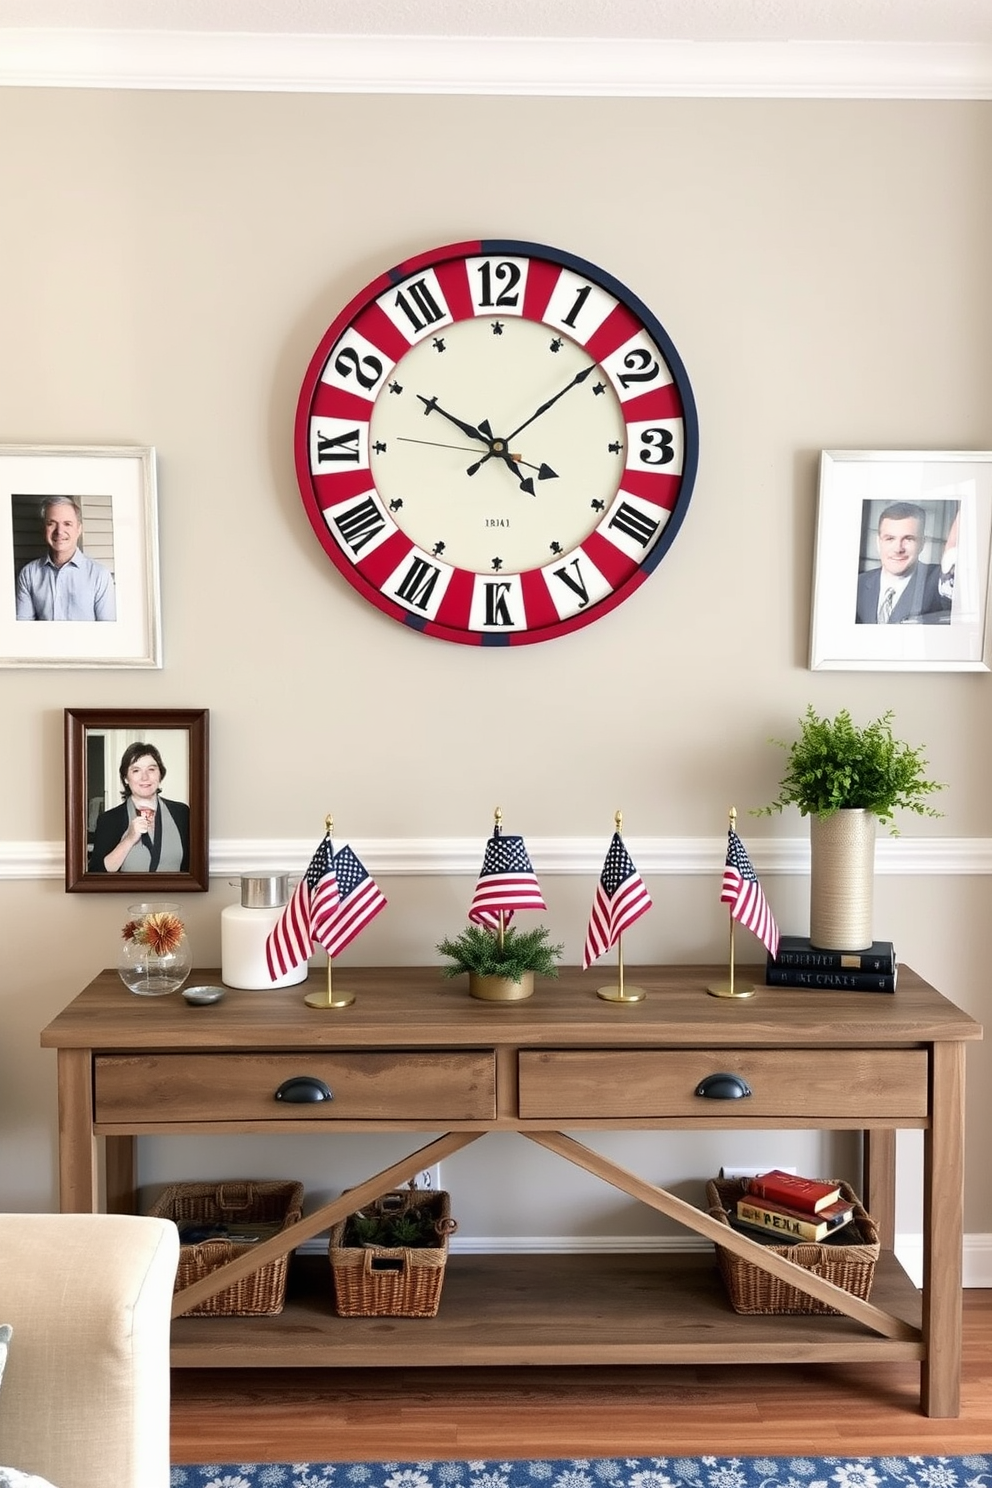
[[171, 1289, 992, 1461]]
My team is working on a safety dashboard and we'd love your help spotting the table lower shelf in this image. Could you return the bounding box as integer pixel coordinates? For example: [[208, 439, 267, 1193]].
[[170, 1250, 924, 1370]]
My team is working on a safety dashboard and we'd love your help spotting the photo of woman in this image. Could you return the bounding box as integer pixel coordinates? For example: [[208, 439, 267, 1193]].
[[88, 740, 190, 873]]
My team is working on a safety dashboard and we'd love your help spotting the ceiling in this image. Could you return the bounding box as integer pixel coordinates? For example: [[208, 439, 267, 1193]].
[[1, 0, 991, 43], [1, 1, 990, 95]]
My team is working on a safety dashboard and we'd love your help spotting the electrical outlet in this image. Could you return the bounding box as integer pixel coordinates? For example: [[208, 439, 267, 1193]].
[[719, 1165, 797, 1180], [413, 1164, 441, 1192]]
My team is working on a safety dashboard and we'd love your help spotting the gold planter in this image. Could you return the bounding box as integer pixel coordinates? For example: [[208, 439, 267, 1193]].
[[468, 971, 534, 1002], [809, 808, 876, 951]]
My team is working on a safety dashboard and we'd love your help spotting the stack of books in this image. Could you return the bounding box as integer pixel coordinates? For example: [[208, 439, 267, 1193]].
[[765, 935, 897, 993], [729, 1168, 857, 1244]]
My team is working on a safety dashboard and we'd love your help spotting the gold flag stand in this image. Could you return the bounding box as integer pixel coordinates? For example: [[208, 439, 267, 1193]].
[[304, 814, 356, 1009], [707, 806, 755, 1000], [597, 810, 646, 1004]]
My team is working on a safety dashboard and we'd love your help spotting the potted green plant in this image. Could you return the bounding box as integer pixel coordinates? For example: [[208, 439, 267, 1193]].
[[436, 922, 564, 1001], [755, 706, 945, 951]]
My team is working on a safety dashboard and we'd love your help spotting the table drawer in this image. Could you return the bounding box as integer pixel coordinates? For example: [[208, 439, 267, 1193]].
[[95, 1050, 496, 1122], [517, 1048, 928, 1120]]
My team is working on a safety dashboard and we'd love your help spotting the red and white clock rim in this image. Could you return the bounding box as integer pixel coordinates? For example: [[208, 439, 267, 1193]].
[[294, 238, 699, 646]]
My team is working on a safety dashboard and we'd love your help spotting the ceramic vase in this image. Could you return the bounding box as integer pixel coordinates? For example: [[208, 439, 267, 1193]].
[[808, 809, 876, 951]]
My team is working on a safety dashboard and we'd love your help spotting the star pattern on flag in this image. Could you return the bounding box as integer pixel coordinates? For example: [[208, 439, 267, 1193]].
[[468, 832, 546, 930], [583, 831, 652, 969], [720, 827, 779, 959]]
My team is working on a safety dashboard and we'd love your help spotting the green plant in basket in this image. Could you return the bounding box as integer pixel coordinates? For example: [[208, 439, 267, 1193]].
[[436, 922, 564, 980], [345, 1205, 440, 1249], [753, 705, 945, 835]]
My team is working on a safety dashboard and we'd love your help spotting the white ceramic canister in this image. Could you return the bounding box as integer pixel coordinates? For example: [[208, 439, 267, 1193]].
[[221, 874, 308, 989]]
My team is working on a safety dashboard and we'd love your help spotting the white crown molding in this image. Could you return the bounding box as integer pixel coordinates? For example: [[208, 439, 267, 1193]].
[[4, 834, 992, 881], [1, 31, 991, 99]]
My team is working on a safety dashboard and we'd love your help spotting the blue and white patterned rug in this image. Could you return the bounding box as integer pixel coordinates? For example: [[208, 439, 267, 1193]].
[[168, 1457, 992, 1488]]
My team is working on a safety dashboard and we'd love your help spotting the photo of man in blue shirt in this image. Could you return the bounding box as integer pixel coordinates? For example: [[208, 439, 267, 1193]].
[[15, 495, 116, 621]]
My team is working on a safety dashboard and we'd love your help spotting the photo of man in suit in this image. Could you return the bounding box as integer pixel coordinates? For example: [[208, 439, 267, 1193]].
[[855, 500, 951, 625]]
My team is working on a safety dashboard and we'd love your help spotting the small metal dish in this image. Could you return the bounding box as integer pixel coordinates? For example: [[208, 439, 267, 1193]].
[[182, 984, 226, 1006]]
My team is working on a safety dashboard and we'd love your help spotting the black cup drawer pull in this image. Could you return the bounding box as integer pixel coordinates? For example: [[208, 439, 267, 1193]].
[[695, 1072, 752, 1100], [274, 1076, 334, 1103]]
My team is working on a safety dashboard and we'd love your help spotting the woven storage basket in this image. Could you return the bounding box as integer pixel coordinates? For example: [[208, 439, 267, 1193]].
[[329, 1189, 455, 1318], [151, 1178, 304, 1317], [706, 1177, 879, 1315]]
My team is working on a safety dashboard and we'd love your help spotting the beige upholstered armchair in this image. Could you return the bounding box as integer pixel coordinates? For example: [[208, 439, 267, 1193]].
[[0, 1213, 179, 1488]]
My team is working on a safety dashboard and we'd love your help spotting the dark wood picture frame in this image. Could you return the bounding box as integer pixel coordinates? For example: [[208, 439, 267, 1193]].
[[64, 707, 209, 892]]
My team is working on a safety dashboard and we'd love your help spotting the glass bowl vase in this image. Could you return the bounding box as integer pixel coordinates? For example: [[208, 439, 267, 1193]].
[[118, 902, 192, 996]]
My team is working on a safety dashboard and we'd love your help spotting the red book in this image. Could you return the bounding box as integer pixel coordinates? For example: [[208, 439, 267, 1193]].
[[745, 1169, 843, 1214]]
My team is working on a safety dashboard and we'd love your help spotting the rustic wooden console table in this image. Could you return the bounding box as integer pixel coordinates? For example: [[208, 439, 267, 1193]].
[[41, 963, 981, 1417]]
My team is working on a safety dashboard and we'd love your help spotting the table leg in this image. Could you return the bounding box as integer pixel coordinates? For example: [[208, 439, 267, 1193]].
[[862, 1128, 896, 1249], [105, 1136, 137, 1213], [921, 1040, 965, 1417], [56, 1049, 98, 1213]]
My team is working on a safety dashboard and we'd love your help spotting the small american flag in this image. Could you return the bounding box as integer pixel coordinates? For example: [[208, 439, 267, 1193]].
[[320, 843, 387, 958], [583, 832, 652, 969], [265, 837, 386, 980], [468, 832, 546, 930], [721, 827, 779, 959]]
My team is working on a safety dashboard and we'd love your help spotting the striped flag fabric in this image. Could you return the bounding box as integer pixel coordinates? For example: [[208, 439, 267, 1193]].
[[265, 836, 386, 980], [468, 831, 547, 930], [583, 831, 652, 969], [721, 827, 779, 959], [320, 843, 387, 958]]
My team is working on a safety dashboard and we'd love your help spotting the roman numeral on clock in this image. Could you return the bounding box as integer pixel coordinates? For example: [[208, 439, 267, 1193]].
[[608, 502, 661, 548], [393, 278, 446, 335], [330, 496, 387, 556], [315, 428, 361, 464], [393, 555, 442, 610]]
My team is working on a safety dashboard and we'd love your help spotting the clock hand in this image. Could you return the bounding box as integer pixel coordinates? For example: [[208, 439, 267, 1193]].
[[466, 445, 536, 497], [399, 436, 496, 455], [518, 458, 558, 480], [399, 436, 552, 476], [417, 395, 489, 445], [506, 363, 596, 441]]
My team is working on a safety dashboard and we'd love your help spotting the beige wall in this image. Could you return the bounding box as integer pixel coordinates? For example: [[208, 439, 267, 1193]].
[[1, 89, 989, 1257]]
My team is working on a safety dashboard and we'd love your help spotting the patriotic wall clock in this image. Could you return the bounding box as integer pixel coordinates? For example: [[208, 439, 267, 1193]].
[[294, 239, 698, 646]]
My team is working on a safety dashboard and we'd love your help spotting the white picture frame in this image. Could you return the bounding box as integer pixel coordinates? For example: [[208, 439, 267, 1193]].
[[0, 444, 161, 669], [809, 449, 992, 672]]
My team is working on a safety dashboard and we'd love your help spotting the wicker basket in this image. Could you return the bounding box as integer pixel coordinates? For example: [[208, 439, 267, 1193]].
[[706, 1177, 880, 1315], [151, 1179, 304, 1317], [329, 1189, 455, 1318]]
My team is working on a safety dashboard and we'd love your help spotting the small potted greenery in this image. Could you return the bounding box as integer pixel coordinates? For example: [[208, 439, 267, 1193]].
[[755, 705, 945, 834], [436, 922, 564, 1001], [754, 706, 945, 950]]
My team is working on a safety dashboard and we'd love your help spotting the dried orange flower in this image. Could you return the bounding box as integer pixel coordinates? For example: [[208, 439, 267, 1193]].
[[122, 910, 185, 954], [140, 911, 185, 956]]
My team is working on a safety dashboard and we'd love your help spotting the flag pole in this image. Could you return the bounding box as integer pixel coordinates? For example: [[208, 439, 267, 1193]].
[[304, 813, 356, 1010], [707, 806, 755, 1000], [597, 810, 646, 1005], [493, 805, 506, 953]]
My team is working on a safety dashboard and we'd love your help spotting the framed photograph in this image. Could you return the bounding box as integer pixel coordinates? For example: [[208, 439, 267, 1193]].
[[64, 708, 209, 893], [0, 444, 161, 669], [810, 449, 992, 672]]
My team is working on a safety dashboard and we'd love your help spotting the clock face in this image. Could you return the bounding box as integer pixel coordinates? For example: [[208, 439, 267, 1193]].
[[294, 239, 698, 646]]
